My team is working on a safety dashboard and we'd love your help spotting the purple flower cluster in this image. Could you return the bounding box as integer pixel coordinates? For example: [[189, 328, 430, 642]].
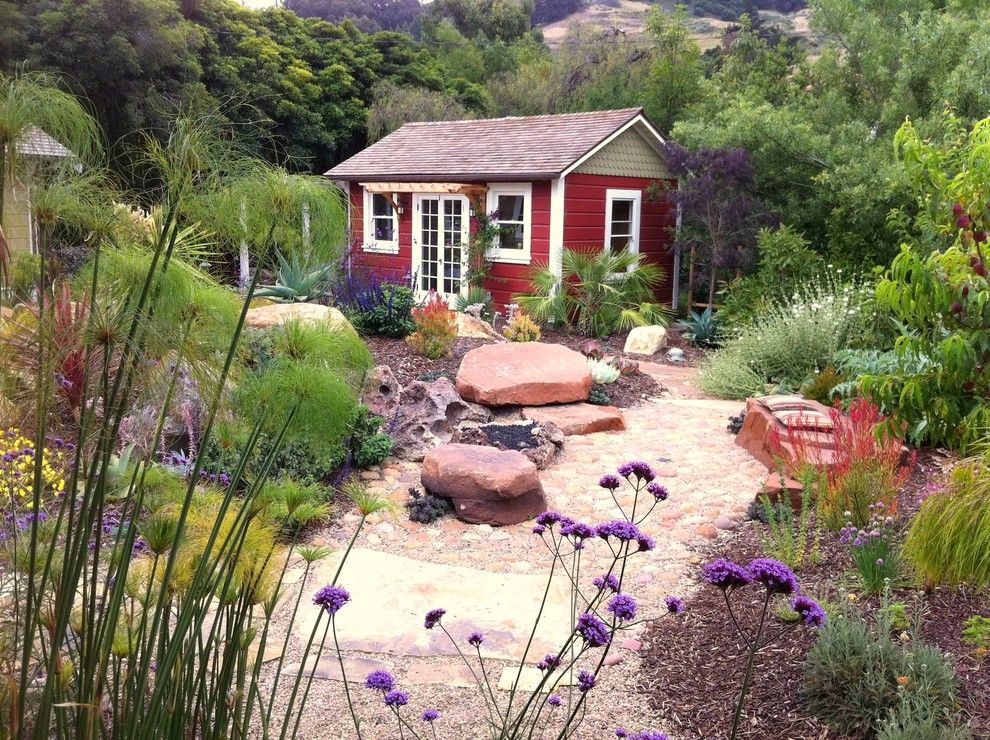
[[702, 558, 754, 591], [312, 585, 350, 616], [748, 558, 799, 595], [617, 461, 656, 481], [547, 694, 562, 707], [790, 595, 827, 627], [365, 670, 396, 692], [537, 653, 560, 672], [665, 595, 685, 614], [424, 608, 445, 629], [593, 573, 620, 592], [577, 670, 596, 692], [646, 482, 669, 501], [607, 594, 638, 622], [599, 474, 622, 490], [596, 520, 654, 551], [576, 612, 611, 647], [632, 732, 670, 740], [467, 631, 484, 647], [384, 690, 409, 707], [421, 709, 440, 722]]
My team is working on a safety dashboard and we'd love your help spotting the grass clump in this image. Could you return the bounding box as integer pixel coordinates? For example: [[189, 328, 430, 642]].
[[904, 456, 990, 588]]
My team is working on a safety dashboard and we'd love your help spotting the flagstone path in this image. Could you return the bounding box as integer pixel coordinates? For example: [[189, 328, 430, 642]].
[[264, 365, 766, 739]]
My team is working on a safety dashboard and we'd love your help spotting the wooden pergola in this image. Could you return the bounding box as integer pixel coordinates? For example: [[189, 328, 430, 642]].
[[360, 182, 488, 210]]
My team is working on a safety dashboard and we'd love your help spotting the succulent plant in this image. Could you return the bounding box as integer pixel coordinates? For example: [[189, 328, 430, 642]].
[[587, 357, 620, 385]]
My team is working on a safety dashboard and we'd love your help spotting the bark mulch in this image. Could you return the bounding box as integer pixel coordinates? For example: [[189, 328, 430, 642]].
[[365, 334, 664, 409], [637, 452, 989, 739]]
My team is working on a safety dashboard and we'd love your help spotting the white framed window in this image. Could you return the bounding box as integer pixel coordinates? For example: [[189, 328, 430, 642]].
[[605, 189, 642, 258], [486, 182, 532, 264], [363, 189, 399, 253]]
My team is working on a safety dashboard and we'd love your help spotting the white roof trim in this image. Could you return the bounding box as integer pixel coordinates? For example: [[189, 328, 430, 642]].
[[560, 114, 668, 178]]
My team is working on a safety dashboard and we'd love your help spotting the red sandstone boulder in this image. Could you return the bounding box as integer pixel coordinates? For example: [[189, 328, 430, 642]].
[[522, 403, 625, 436], [421, 444, 547, 525], [456, 343, 592, 407], [735, 395, 836, 476]]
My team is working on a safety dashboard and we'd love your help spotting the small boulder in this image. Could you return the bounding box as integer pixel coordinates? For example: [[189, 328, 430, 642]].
[[623, 325, 667, 355], [391, 378, 492, 461], [523, 403, 625, 436], [456, 343, 592, 406], [245, 303, 353, 332], [422, 444, 547, 526], [361, 365, 400, 419], [455, 313, 500, 339]]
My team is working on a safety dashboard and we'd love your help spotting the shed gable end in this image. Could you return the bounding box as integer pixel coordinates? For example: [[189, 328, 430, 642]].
[[573, 126, 670, 179]]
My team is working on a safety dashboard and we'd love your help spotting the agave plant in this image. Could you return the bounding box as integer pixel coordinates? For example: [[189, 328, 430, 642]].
[[516, 248, 670, 337], [256, 249, 335, 303], [678, 307, 720, 347]]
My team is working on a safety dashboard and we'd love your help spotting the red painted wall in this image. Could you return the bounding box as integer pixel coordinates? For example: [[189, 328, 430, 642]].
[[346, 175, 677, 308], [562, 173, 678, 304]]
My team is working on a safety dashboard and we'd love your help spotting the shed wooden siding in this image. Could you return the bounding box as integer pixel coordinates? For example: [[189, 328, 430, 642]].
[[2, 182, 32, 254], [484, 179, 551, 308], [563, 173, 678, 304], [573, 126, 672, 180], [347, 181, 412, 284]]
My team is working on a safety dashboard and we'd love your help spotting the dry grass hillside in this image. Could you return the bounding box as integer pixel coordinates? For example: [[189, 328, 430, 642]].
[[541, 1, 815, 51]]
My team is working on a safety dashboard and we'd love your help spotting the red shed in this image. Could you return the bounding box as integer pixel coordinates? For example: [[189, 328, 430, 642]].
[[325, 108, 678, 309]]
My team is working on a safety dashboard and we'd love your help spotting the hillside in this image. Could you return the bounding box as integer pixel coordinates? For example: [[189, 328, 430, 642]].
[[541, 1, 814, 50]]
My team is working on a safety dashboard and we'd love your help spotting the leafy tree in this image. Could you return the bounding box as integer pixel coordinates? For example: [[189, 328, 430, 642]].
[[645, 6, 706, 133], [423, 0, 534, 43], [284, 0, 423, 32], [665, 144, 770, 306], [860, 113, 990, 450], [366, 81, 471, 142]]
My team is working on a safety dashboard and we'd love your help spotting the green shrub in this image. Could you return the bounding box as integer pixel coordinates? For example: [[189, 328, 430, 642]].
[[517, 248, 669, 337], [802, 608, 957, 737], [503, 311, 541, 342], [260, 476, 330, 529], [678, 307, 720, 347], [407, 292, 457, 359], [349, 284, 416, 338], [801, 365, 846, 404], [349, 405, 394, 469], [270, 318, 372, 388], [454, 285, 495, 321], [877, 713, 971, 740], [699, 273, 877, 399], [6, 251, 40, 305], [235, 359, 361, 480], [961, 615, 990, 650], [758, 470, 821, 569], [904, 456, 990, 588]]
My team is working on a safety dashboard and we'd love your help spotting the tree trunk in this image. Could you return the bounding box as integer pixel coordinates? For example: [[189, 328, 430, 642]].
[[687, 243, 696, 305]]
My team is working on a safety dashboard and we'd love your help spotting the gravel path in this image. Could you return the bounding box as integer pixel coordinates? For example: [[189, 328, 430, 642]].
[[256, 367, 765, 739]]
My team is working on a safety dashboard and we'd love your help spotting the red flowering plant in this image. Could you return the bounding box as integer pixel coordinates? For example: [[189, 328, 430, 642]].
[[771, 397, 913, 528], [406, 291, 457, 359]]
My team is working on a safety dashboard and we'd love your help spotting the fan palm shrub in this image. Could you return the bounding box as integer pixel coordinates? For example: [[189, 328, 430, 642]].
[[516, 248, 670, 337]]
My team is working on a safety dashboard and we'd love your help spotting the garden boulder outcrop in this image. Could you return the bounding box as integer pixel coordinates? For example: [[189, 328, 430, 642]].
[[244, 302, 354, 332], [390, 378, 492, 461], [456, 342, 592, 406], [735, 395, 836, 476], [623, 325, 667, 355], [522, 403, 625, 436], [421, 444, 547, 525], [361, 365, 400, 419]]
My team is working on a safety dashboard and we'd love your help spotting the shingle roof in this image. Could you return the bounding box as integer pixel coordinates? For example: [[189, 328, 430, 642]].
[[326, 108, 649, 181], [15, 126, 73, 158]]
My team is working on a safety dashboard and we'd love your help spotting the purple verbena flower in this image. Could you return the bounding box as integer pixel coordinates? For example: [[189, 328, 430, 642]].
[[748, 558, 799, 595], [424, 608, 445, 629], [365, 670, 396, 692], [665, 595, 685, 614], [596, 520, 643, 542], [535, 511, 563, 527], [646, 482, 669, 501], [537, 653, 560, 671], [790, 595, 827, 628], [468, 631, 484, 647], [533, 524, 546, 535], [384, 690, 409, 707], [617, 461, 656, 481], [421, 709, 440, 722], [561, 520, 596, 542], [593, 573, 620, 592], [576, 612, 611, 647], [547, 694, 562, 707], [312, 585, 350, 616], [607, 594, 638, 622], [577, 670, 596, 692], [599, 474, 622, 490], [632, 732, 670, 740], [636, 532, 656, 552], [616, 730, 629, 738], [702, 559, 753, 591]]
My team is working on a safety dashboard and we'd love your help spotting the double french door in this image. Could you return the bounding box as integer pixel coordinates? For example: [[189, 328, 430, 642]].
[[412, 194, 468, 301]]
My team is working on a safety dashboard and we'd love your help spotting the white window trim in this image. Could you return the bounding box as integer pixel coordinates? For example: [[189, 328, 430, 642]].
[[604, 189, 642, 260], [486, 182, 532, 265], [362, 188, 399, 254]]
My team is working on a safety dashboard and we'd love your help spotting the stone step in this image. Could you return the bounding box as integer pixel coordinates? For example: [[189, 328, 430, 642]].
[[522, 403, 625, 436]]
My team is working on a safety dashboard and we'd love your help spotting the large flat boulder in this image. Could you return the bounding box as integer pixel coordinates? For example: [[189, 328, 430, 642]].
[[422, 444, 547, 525], [522, 403, 625, 436], [735, 395, 835, 476], [623, 325, 667, 355], [456, 342, 592, 406]]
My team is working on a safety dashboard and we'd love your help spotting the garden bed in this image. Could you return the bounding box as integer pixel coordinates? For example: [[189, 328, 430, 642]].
[[365, 335, 666, 409], [638, 452, 989, 739]]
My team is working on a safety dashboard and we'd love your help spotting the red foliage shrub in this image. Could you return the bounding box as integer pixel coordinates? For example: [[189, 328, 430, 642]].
[[406, 291, 456, 359]]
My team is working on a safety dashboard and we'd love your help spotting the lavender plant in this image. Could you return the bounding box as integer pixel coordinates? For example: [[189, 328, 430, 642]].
[[839, 502, 901, 592]]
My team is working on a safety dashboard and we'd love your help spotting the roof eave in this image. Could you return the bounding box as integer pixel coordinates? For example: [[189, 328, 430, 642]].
[[323, 171, 562, 182]]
